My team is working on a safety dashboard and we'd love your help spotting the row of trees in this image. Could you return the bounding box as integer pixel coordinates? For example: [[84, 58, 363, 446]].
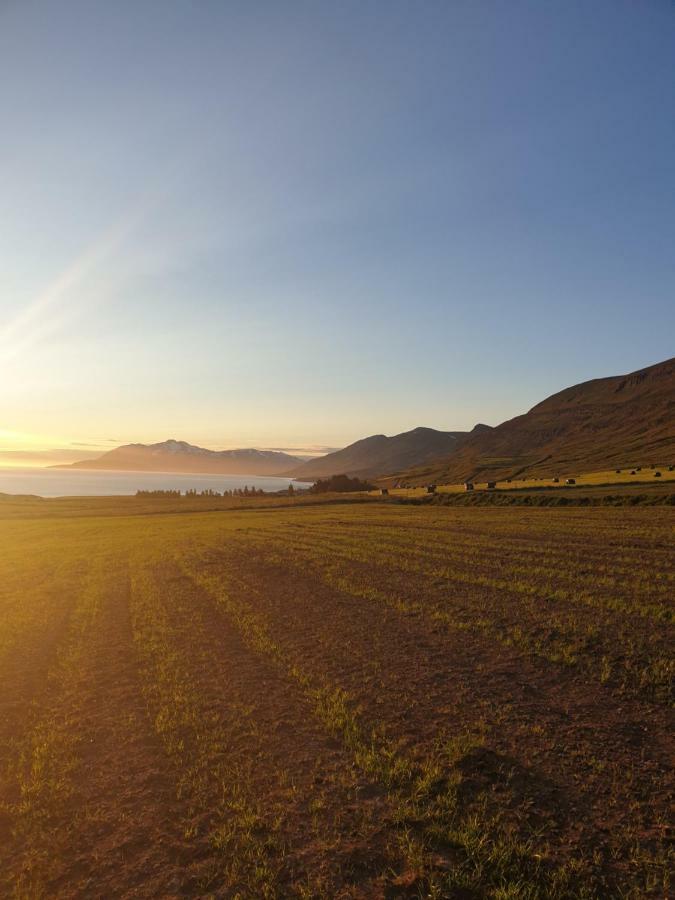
[[135, 485, 282, 498], [135, 489, 181, 497]]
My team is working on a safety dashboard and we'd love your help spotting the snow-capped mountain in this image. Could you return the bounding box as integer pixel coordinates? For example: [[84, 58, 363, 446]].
[[55, 440, 305, 475]]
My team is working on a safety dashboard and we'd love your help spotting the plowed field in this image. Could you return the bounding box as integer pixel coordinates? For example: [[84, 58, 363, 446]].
[[0, 498, 672, 898]]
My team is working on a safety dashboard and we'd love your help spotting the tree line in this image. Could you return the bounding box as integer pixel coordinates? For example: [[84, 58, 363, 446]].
[[135, 485, 271, 498]]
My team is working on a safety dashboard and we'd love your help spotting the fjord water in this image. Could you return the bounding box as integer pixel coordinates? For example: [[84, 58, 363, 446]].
[[0, 468, 299, 498]]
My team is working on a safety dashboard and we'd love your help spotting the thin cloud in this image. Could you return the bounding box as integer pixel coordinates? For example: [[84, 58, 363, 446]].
[[265, 445, 338, 456]]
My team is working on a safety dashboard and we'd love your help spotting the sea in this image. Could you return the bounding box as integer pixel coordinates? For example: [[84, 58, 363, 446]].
[[0, 468, 301, 498]]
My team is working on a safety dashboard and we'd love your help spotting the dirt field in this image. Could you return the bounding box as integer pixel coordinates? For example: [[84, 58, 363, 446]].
[[0, 496, 672, 898]]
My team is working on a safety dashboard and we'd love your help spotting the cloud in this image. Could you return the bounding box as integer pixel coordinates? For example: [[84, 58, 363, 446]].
[[264, 445, 339, 457]]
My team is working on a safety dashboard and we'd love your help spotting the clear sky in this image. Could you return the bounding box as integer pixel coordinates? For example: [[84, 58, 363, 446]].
[[1, 1, 674, 463]]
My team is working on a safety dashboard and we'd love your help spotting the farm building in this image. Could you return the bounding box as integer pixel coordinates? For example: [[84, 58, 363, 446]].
[[464, 482, 474, 491], [426, 484, 436, 494], [566, 478, 576, 485], [486, 482, 496, 490], [552, 477, 560, 483], [380, 488, 389, 495]]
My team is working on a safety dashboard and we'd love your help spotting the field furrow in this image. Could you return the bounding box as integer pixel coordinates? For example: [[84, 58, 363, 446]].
[[0, 551, 187, 898], [129, 553, 405, 897], [267, 523, 674, 621], [1, 498, 671, 898], [181, 543, 658, 897], [238, 523, 672, 703], [182, 539, 672, 894]]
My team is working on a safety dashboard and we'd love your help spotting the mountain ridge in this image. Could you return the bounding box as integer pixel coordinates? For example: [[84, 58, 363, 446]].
[[51, 357, 675, 484], [54, 440, 304, 476], [288, 426, 477, 480], [385, 357, 675, 486]]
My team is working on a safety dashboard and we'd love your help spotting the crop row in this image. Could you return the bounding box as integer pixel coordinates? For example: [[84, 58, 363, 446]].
[[176, 545, 608, 897], [232, 527, 672, 705], [0, 554, 111, 897], [192, 532, 672, 895]]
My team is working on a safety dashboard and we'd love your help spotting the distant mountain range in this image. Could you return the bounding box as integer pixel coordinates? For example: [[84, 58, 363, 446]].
[[53, 357, 674, 485], [287, 426, 484, 480], [55, 440, 304, 476], [387, 357, 675, 485]]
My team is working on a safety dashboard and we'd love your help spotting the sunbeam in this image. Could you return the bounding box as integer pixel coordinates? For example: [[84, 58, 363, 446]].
[[0, 192, 159, 366]]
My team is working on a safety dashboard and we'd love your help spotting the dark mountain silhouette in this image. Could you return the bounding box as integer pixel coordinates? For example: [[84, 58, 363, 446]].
[[288, 426, 473, 480], [54, 439, 304, 476], [388, 357, 675, 485]]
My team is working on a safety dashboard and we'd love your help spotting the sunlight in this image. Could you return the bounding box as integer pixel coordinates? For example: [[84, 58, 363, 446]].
[[0, 193, 158, 368], [0, 428, 45, 449], [0, 429, 108, 463]]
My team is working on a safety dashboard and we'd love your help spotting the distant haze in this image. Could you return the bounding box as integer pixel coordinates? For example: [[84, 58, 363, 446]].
[[0, 449, 103, 468]]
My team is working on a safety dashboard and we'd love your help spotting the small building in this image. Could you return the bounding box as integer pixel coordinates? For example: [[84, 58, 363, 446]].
[[552, 477, 560, 483], [506, 478, 512, 483], [668, 465, 674, 472], [566, 478, 576, 485], [426, 484, 436, 494], [486, 481, 496, 489], [464, 482, 474, 491], [380, 488, 389, 496]]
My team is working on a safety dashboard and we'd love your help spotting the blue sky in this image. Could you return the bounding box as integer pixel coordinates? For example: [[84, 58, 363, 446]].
[[1, 1, 673, 459]]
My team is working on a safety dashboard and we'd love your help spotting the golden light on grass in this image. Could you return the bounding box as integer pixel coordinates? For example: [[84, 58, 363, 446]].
[[0, 493, 671, 896]]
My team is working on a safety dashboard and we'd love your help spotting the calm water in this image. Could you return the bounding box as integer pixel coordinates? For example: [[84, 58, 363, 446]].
[[0, 468, 302, 498]]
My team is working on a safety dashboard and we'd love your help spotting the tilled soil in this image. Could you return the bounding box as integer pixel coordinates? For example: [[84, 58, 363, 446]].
[[0, 501, 672, 898]]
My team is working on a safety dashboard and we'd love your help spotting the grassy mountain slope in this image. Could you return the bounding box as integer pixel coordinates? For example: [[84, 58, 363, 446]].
[[55, 440, 303, 476], [289, 426, 473, 480], [388, 357, 675, 485]]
